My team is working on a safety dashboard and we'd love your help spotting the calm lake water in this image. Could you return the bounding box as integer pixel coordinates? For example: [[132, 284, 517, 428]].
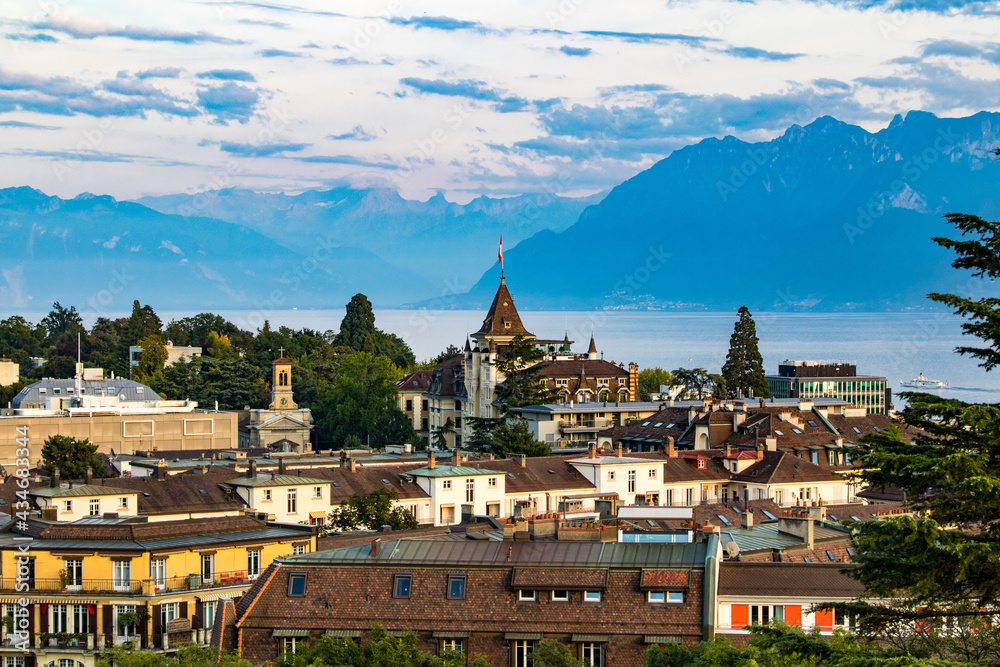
[[69, 308, 996, 407]]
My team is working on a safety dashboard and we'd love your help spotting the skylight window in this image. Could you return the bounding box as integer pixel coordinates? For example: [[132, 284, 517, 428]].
[[382, 479, 390, 484], [199, 489, 207, 495], [774, 430, 784, 436], [792, 428, 802, 434], [851, 515, 862, 521], [828, 514, 838, 521], [874, 426, 881, 433], [847, 548, 855, 557], [852, 427, 862, 434], [761, 510, 776, 520], [642, 421, 651, 427], [666, 423, 675, 428], [807, 421, 817, 427], [716, 514, 732, 526], [803, 556, 812, 563], [826, 550, 836, 561]]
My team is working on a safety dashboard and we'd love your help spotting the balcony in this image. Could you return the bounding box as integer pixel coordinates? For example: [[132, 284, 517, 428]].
[[558, 418, 613, 434], [0, 570, 255, 597]]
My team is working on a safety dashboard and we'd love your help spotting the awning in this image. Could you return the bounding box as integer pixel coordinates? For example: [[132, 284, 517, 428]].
[[432, 631, 470, 639], [644, 635, 682, 644], [571, 634, 609, 643], [505, 632, 543, 641], [309, 511, 327, 519], [325, 630, 362, 638], [273, 629, 309, 637]]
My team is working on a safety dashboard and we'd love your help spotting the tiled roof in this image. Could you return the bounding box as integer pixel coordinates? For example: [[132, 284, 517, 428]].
[[534, 359, 630, 379], [398, 370, 432, 392], [465, 457, 594, 492], [26, 515, 268, 541], [97, 471, 247, 515], [718, 562, 864, 597], [292, 464, 430, 502], [732, 452, 843, 484], [474, 277, 532, 337], [425, 354, 466, 399], [512, 568, 608, 589], [640, 570, 690, 588]]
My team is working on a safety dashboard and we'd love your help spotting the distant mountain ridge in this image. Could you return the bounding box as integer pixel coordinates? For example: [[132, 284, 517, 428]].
[[450, 110, 1000, 312]]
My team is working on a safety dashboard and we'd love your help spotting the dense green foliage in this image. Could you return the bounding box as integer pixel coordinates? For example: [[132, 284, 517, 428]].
[[487, 418, 549, 458], [720, 306, 769, 399], [275, 625, 486, 667], [671, 367, 711, 400], [493, 335, 559, 411], [40, 435, 109, 479], [96, 643, 252, 667], [325, 487, 419, 533], [638, 367, 675, 401]]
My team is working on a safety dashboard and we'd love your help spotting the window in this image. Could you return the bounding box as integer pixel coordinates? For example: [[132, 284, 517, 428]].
[[697, 459, 706, 469], [313, 486, 323, 498], [442, 480, 452, 490], [263, 489, 272, 501], [750, 604, 784, 625], [293, 543, 307, 556], [466, 479, 475, 503], [581, 642, 604, 667], [828, 450, 838, 465], [583, 590, 602, 602], [518, 589, 536, 602], [775, 490, 784, 505], [393, 574, 412, 598], [406, 399, 413, 411], [288, 572, 307, 596], [287, 489, 297, 514], [113, 560, 131, 592], [648, 468, 657, 479], [62, 500, 72, 512], [514, 640, 535, 667], [606, 471, 616, 481], [65, 558, 82, 588], [685, 488, 694, 505], [115, 604, 138, 638], [648, 591, 665, 603], [89, 498, 99, 516], [810, 451, 819, 465], [150, 559, 165, 590], [5, 657, 25, 667], [447, 575, 466, 599], [201, 553, 214, 583], [441, 639, 464, 653], [627, 470, 636, 493], [248, 549, 261, 578], [488, 477, 497, 488], [203, 601, 216, 629], [667, 591, 684, 603], [119, 497, 128, 509], [282, 637, 300, 655], [551, 590, 569, 602], [161, 602, 179, 628]]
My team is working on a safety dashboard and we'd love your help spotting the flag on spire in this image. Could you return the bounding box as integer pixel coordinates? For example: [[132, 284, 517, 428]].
[[498, 234, 503, 265]]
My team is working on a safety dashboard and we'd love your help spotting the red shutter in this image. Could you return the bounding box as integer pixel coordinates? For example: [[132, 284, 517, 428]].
[[815, 609, 833, 630], [732, 604, 749, 629], [784, 605, 802, 627]]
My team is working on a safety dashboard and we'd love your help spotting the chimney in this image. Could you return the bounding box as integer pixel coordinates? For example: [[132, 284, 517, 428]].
[[616, 443, 623, 458], [765, 437, 777, 452], [278, 458, 287, 475], [756, 443, 764, 462], [588, 444, 597, 459], [518, 455, 526, 468], [371, 537, 381, 558], [741, 511, 754, 530], [85, 466, 93, 485], [428, 450, 436, 469], [668, 397, 674, 407], [771, 548, 783, 562], [666, 436, 676, 458], [51, 469, 60, 488], [248, 459, 257, 478], [155, 460, 168, 481], [350, 458, 357, 473], [724, 443, 732, 458]]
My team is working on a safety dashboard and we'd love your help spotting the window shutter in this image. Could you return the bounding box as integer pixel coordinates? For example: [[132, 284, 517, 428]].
[[152, 604, 162, 638], [731, 604, 749, 628], [815, 608, 833, 629], [784, 605, 802, 627]]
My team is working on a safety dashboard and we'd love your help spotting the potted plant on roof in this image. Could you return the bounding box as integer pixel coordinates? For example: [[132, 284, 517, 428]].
[[58, 568, 72, 592]]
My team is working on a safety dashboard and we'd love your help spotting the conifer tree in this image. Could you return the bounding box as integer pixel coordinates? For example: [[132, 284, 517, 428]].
[[720, 306, 769, 398]]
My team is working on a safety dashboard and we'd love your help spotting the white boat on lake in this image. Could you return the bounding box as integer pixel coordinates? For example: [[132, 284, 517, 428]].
[[900, 373, 947, 389]]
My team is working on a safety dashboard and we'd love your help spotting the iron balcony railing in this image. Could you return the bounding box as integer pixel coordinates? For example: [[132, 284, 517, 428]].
[[0, 570, 258, 596]]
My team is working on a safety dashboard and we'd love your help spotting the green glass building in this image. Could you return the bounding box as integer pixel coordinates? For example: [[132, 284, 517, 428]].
[[766, 360, 890, 414]]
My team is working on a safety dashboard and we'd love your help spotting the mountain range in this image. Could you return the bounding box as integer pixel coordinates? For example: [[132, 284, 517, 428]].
[[1, 110, 998, 316]]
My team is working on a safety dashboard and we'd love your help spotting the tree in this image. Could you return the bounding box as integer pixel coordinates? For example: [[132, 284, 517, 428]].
[[96, 643, 252, 667], [325, 487, 419, 533], [433, 345, 462, 366], [638, 367, 675, 401], [488, 418, 549, 458], [334, 294, 379, 352], [720, 306, 769, 399], [152, 357, 268, 410], [530, 640, 581, 667], [840, 194, 1000, 651], [708, 373, 729, 400], [671, 368, 711, 400], [314, 352, 414, 449], [432, 417, 455, 449], [206, 331, 239, 359], [133, 334, 167, 383], [494, 335, 559, 412], [40, 302, 84, 348], [41, 435, 107, 480]]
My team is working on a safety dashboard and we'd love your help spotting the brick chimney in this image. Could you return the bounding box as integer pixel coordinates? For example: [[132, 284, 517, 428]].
[[518, 455, 526, 468], [628, 362, 639, 400], [350, 458, 357, 473], [155, 460, 167, 481], [248, 459, 257, 478], [756, 443, 764, 462], [616, 444, 623, 458], [51, 469, 60, 488], [371, 537, 381, 558], [588, 444, 597, 459], [666, 436, 676, 458], [741, 511, 754, 529], [278, 458, 287, 475], [428, 450, 436, 469]]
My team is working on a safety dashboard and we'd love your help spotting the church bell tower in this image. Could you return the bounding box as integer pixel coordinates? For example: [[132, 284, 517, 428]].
[[270, 352, 297, 410]]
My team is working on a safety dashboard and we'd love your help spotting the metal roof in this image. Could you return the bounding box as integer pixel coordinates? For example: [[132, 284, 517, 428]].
[[225, 475, 330, 488], [30, 483, 138, 498], [13, 378, 161, 409], [721, 526, 802, 553], [280, 539, 708, 568], [403, 465, 503, 478], [0, 526, 308, 552]]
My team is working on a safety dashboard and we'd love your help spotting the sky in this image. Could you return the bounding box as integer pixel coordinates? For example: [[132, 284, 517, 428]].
[[1, 0, 999, 202]]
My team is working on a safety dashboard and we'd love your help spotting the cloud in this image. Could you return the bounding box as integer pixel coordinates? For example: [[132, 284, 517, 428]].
[[238, 18, 289, 28], [725, 46, 803, 61], [258, 48, 301, 57], [0, 120, 59, 129], [400, 77, 532, 113], [328, 57, 394, 66], [197, 69, 257, 82], [5, 33, 57, 42], [856, 61, 1000, 111], [388, 16, 496, 34], [559, 45, 592, 57], [204, 1, 348, 18], [195, 82, 261, 124], [160, 240, 184, 255], [135, 67, 182, 80], [218, 141, 309, 156], [35, 10, 241, 44], [327, 125, 377, 141], [581, 30, 714, 45], [297, 154, 402, 169], [0, 67, 198, 118], [919, 39, 1000, 63], [1, 148, 197, 167]]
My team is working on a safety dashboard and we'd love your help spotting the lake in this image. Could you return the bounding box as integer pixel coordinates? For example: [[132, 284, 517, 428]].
[[85, 307, 1000, 407]]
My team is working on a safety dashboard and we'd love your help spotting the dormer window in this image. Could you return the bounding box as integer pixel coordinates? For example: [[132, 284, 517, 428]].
[[697, 459, 706, 469]]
